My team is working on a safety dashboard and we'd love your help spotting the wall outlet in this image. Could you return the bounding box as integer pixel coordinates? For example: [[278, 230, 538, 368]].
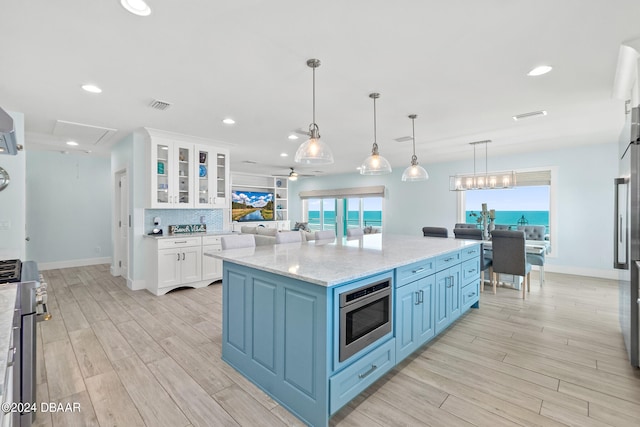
[[0, 221, 10, 230], [95, 246, 101, 254], [200, 216, 206, 224], [153, 217, 161, 226]]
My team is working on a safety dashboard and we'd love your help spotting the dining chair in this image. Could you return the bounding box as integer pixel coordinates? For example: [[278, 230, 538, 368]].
[[453, 227, 493, 292], [422, 227, 448, 238], [517, 225, 546, 284], [490, 230, 532, 299], [346, 228, 364, 237], [315, 230, 336, 240], [275, 230, 302, 244], [454, 223, 478, 229], [221, 234, 256, 249]]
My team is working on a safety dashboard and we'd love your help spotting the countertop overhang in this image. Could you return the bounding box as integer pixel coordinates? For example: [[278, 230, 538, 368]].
[[206, 234, 480, 287]]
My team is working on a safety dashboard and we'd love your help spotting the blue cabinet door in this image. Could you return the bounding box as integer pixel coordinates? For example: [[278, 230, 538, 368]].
[[395, 282, 418, 362], [416, 275, 435, 344], [435, 265, 462, 334], [395, 274, 435, 362]]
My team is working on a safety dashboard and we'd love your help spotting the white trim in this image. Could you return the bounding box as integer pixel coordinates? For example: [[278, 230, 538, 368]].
[[39, 257, 112, 271], [127, 278, 146, 291], [544, 264, 619, 281]]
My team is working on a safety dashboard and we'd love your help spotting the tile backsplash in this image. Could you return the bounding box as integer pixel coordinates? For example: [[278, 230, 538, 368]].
[[145, 209, 224, 234]]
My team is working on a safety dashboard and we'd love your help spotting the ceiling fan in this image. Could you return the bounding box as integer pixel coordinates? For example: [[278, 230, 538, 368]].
[[273, 167, 314, 181]]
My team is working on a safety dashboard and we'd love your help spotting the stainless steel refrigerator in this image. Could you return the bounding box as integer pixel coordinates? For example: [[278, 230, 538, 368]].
[[614, 106, 640, 368]]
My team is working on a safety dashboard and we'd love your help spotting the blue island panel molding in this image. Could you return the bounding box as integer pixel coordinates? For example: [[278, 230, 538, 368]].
[[284, 288, 317, 397], [253, 279, 277, 372]]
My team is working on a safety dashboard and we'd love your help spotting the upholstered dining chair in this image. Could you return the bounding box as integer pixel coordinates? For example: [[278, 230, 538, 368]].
[[275, 230, 302, 244], [346, 228, 364, 237], [453, 227, 493, 293], [517, 225, 547, 284], [422, 227, 448, 238], [221, 234, 256, 249], [490, 230, 532, 299], [315, 230, 336, 240], [454, 223, 478, 229]]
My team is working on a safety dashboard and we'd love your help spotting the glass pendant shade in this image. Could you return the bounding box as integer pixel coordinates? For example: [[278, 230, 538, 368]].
[[361, 148, 392, 175], [295, 59, 334, 165], [294, 130, 334, 164], [401, 158, 429, 181], [360, 93, 392, 175], [448, 140, 515, 190], [401, 114, 428, 182]]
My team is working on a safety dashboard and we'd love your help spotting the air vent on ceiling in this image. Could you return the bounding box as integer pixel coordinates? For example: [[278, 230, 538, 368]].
[[512, 110, 547, 121], [394, 136, 413, 143], [242, 160, 257, 164], [149, 100, 172, 110]]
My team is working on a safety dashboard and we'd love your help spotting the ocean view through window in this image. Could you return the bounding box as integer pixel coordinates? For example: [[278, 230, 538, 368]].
[[306, 197, 383, 232], [465, 186, 550, 234]]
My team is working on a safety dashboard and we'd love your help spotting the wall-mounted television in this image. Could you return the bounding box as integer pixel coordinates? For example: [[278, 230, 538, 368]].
[[232, 190, 275, 222]]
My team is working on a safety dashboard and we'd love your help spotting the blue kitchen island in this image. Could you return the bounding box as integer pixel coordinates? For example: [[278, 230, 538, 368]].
[[210, 234, 481, 426]]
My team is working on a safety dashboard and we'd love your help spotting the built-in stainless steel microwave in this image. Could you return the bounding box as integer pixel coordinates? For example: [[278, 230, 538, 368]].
[[339, 279, 392, 362]]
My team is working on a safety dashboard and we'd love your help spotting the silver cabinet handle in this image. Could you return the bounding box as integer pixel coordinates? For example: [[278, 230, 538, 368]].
[[182, 253, 185, 260], [415, 292, 420, 305], [412, 267, 425, 274], [358, 364, 378, 379], [174, 241, 187, 244], [468, 269, 476, 273], [419, 290, 424, 303], [444, 257, 453, 262], [177, 253, 180, 261], [468, 292, 476, 298]]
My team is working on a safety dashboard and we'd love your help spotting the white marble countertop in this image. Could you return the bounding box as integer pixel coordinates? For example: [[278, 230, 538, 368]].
[[206, 234, 480, 287], [0, 285, 17, 398], [143, 230, 235, 240]]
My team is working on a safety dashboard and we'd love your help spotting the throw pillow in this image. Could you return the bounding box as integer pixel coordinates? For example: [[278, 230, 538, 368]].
[[294, 222, 309, 231], [241, 226, 257, 234]]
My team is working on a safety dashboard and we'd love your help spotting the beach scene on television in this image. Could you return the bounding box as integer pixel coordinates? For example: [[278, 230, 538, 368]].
[[232, 190, 274, 221]]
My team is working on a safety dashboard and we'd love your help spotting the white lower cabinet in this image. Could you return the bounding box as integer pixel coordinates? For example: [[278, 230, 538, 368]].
[[146, 235, 225, 295], [202, 236, 222, 282], [147, 236, 206, 295]]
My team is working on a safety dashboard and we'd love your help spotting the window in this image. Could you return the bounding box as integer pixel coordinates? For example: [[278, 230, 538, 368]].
[[301, 186, 385, 234], [460, 168, 554, 250]]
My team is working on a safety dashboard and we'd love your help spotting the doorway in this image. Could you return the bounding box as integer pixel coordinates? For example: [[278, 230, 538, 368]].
[[114, 169, 129, 279]]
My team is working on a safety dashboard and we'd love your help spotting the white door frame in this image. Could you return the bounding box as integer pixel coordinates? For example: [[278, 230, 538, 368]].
[[113, 168, 129, 279]]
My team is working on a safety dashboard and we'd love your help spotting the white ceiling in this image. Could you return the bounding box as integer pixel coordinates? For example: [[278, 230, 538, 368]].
[[1, 0, 639, 176]]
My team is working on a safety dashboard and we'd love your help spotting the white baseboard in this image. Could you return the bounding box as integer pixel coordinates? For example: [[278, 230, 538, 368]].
[[38, 257, 112, 271], [544, 264, 619, 280], [127, 278, 145, 291]]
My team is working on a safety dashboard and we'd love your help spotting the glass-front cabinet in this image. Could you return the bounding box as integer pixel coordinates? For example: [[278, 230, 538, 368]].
[[195, 145, 229, 208], [150, 138, 195, 208]]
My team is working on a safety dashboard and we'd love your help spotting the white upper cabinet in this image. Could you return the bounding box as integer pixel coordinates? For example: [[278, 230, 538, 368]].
[[145, 129, 231, 209], [194, 145, 229, 209]]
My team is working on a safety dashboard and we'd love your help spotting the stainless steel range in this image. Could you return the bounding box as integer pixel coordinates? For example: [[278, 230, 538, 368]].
[[1, 259, 49, 426]]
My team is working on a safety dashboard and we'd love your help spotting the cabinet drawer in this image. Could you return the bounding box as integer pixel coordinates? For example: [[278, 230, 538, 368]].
[[461, 258, 480, 285], [436, 250, 461, 271], [330, 338, 395, 415], [202, 235, 223, 246], [158, 236, 201, 249], [461, 281, 479, 309], [396, 259, 435, 287], [460, 244, 482, 261]]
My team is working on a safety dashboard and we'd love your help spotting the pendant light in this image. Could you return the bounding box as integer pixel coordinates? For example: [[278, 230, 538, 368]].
[[294, 59, 334, 165], [449, 140, 516, 190], [401, 114, 429, 182], [360, 93, 392, 175]]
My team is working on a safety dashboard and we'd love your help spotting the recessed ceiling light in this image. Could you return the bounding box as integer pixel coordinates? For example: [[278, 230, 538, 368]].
[[81, 84, 102, 93], [66, 141, 79, 146], [120, 0, 151, 16], [527, 65, 552, 76], [280, 153, 288, 157], [222, 118, 235, 125], [288, 134, 299, 140]]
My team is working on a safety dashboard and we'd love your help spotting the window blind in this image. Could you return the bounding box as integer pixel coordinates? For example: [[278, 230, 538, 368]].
[[298, 185, 385, 199], [515, 170, 551, 187]]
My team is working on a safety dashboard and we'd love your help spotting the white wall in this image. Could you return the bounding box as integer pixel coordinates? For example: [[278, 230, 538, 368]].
[[26, 151, 112, 269], [290, 142, 618, 279], [111, 132, 147, 287], [0, 111, 25, 260]]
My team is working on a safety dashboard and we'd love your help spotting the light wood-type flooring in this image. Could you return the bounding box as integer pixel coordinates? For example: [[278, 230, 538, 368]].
[[33, 265, 640, 427]]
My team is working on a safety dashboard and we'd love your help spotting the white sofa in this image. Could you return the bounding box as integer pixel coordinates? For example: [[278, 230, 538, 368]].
[[239, 225, 315, 246]]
